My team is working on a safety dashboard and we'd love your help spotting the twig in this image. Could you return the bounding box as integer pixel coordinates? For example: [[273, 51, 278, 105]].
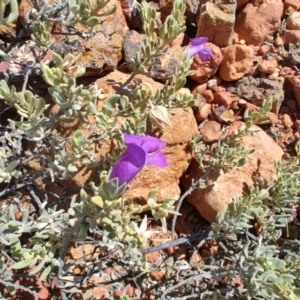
[[161, 272, 212, 300], [22, 68, 32, 92], [139, 231, 212, 254], [0, 183, 26, 197], [171, 169, 211, 241], [26, 184, 44, 210]]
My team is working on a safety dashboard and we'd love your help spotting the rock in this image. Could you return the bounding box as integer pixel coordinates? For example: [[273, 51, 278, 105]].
[[284, 29, 300, 44], [287, 12, 300, 30], [196, 1, 236, 47], [148, 43, 183, 82], [218, 44, 254, 81], [123, 105, 197, 201], [269, 112, 279, 125], [194, 103, 212, 123], [89, 287, 109, 299], [284, 0, 300, 11], [257, 59, 278, 74], [268, 68, 280, 80], [52, 0, 128, 75], [159, 0, 199, 24], [190, 43, 223, 84], [120, 0, 143, 30], [43, 70, 197, 203], [191, 83, 207, 94], [199, 121, 222, 143], [202, 89, 214, 103], [235, 75, 285, 113], [123, 30, 145, 71], [0, 44, 52, 79], [182, 123, 283, 222], [123, 29, 183, 82], [258, 45, 271, 55], [237, 0, 249, 10], [150, 270, 165, 281], [213, 91, 233, 108], [286, 75, 300, 106], [281, 114, 293, 128], [274, 35, 284, 47], [235, 0, 284, 46]]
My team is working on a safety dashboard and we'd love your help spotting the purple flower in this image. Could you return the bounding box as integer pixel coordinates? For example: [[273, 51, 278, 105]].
[[110, 133, 168, 186], [189, 37, 212, 60]]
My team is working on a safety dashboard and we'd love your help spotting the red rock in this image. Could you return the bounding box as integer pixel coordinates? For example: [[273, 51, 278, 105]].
[[269, 112, 279, 125], [281, 114, 293, 128], [150, 270, 165, 281], [279, 66, 294, 76], [286, 75, 300, 105], [218, 44, 254, 81], [257, 59, 278, 74], [237, 0, 250, 11], [212, 86, 226, 93], [274, 36, 284, 47], [190, 43, 223, 84], [191, 83, 207, 94], [284, 29, 300, 44], [244, 102, 259, 113], [126, 286, 136, 297], [202, 90, 214, 103], [294, 119, 300, 130], [286, 12, 300, 30], [284, 0, 300, 10], [199, 121, 222, 143], [226, 120, 243, 136], [145, 251, 160, 263], [213, 91, 233, 108], [182, 124, 283, 222], [286, 98, 297, 111], [197, 1, 236, 47], [52, 0, 128, 75], [258, 45, 271, 55], [235, 0, 284, 46], [194, 103, 212, 123], [231, 101, 240, 110], [113, 290, 123, 297], [232, 32, 240, 43], [268, 68, 280, 80]]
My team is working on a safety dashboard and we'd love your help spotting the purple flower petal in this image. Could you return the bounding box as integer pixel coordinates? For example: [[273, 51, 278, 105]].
[[124, 133, 166, 154], [146, 151, 168, 167], [189, 36, 212, 61], [190, 37, 208, 46], [198, 48, 213, 61], [110, 133, 168, 186], [110, 144, 146, 185]]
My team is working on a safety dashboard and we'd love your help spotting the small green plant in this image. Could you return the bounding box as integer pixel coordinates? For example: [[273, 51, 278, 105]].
[[0, 0, 300, 299]]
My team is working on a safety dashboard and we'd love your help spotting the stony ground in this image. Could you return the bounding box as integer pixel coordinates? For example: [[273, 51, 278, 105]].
[[1, 0, 300, 299]]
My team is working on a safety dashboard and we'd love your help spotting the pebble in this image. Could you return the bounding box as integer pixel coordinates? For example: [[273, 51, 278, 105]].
[[191, 83, 207, 94], [194, 103, 211, 123], [269, 112, 279, 125], [213, 91, 233, 108], [202, 89, 214, 102], [286, 12, 300, 30], [284, 0, 300, 11], [257, 59, 278, 74], [294, 119, 300, 130], [281, 113, 293, 128], [199, 120, 223, 143], [150, 270, 165, 281]]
